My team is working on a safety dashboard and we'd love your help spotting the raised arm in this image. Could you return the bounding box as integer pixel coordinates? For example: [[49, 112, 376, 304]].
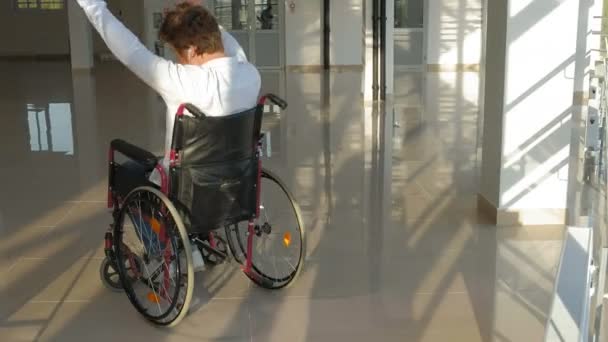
[[75, 0, 184, 99], [220, 28, 248, 62]]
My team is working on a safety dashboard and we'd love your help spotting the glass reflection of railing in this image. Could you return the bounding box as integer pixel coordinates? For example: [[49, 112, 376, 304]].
[[599, 42, 608, 181], [547, 24, 608, 342], [584, 36, 608, 342]]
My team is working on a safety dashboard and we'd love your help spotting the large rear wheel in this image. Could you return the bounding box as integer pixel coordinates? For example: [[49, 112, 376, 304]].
[[113, 186, 194, 327], [226, 169, 305, 289]]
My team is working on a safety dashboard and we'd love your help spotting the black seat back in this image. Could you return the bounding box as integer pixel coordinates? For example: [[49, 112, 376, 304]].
[[170, 105, 262, 233]]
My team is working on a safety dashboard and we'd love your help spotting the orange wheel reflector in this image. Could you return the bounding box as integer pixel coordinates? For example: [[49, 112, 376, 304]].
[[147, 292, 160, 303], [150, 218, 162, 234], [283, 232, 292, 247]]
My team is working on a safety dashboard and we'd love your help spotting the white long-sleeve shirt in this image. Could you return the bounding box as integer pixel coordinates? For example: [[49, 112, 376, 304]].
[[75, 0, 262, 166]]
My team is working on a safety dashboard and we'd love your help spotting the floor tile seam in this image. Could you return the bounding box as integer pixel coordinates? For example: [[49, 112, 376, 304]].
[[246, 292, 254, 342], [23, 292, 477, 304], [19, 257, 53, 260], [65, 201, 106, 204], [304, 249, 481, 261], [27, 300, 92, 304], [24, 296, 258, 304], [2, 257, 22, 276]]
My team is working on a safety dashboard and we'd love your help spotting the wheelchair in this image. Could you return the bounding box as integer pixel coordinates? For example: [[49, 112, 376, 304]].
[[99, 94, 305, 327]]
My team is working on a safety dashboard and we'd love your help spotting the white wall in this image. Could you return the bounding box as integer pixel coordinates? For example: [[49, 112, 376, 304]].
[[426, 0, 483, 67], [330, 0, 363, 66], [499, 0, 578, 210], [0, 2, 69, 56], [0, 0, 142, 57], [479, 0, 583, 224]]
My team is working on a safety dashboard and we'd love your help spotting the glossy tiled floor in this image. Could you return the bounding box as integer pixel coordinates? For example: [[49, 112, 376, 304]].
[[0, 61, 564, 341]]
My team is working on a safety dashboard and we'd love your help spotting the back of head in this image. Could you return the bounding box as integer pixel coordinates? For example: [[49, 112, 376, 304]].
[[159, 3, 224, 56]]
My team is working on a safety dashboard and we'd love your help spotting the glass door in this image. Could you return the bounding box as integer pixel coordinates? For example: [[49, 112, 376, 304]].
[[253, 0, 281, 68], [208, 0, 284, 69], [394, 0, 424, 70]]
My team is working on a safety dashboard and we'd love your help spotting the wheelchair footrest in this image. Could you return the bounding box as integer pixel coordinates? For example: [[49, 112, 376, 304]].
[[192, 238, 228, 266]]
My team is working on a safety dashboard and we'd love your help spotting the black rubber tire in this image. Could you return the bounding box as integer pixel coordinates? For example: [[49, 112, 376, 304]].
[[99, 257, 123, 292]]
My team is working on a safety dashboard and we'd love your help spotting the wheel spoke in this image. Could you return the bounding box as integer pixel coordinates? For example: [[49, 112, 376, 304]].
[[151, 205, 164, 258], [134, 199, 152, 257], [232, 174, 302, 288], [283, 256, 297, 273]]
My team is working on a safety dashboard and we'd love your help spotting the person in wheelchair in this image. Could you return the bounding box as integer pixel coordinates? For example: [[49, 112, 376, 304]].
[[74, 0, 261, 268], [80, 1, 303, 326], [75, 0, 260, 171]]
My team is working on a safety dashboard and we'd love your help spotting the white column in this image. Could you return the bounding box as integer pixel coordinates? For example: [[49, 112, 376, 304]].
[[362, 0, 374, 101], [68, 0, 94, 69], [71, 71, 101, 199], [479, 0, 593, 225]]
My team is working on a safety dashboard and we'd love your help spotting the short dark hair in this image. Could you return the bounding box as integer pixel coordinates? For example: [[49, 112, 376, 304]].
[[159, 3, 224, 55]]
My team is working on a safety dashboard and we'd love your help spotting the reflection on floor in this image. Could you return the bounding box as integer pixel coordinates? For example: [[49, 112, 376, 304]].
[[0, 61, 563, 341]]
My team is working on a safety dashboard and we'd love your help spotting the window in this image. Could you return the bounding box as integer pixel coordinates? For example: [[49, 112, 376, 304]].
[[394, 0, 423, 29], [214, 0, 248, 30], [16, 0, 64, 10], [27, 103, 74, 155], [254, 0, 279, 30]]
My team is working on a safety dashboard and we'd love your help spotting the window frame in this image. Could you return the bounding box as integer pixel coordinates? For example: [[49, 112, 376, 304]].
[[14, 0, 66, 11]]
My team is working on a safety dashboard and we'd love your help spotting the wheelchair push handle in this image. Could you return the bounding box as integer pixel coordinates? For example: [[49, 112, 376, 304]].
[[182, 103, 206, 118], [178, 94, 287, 119], [259, 93, 288, 110]]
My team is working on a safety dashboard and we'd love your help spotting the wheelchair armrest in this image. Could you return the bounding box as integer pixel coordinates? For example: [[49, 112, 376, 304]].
[[110, 139, 158, 170]]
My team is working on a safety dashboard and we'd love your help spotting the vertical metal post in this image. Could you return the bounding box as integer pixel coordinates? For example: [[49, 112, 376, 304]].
[[323, 0, 330, 69], [379, 0, 386, 101], [372, 0, 379, 102]]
